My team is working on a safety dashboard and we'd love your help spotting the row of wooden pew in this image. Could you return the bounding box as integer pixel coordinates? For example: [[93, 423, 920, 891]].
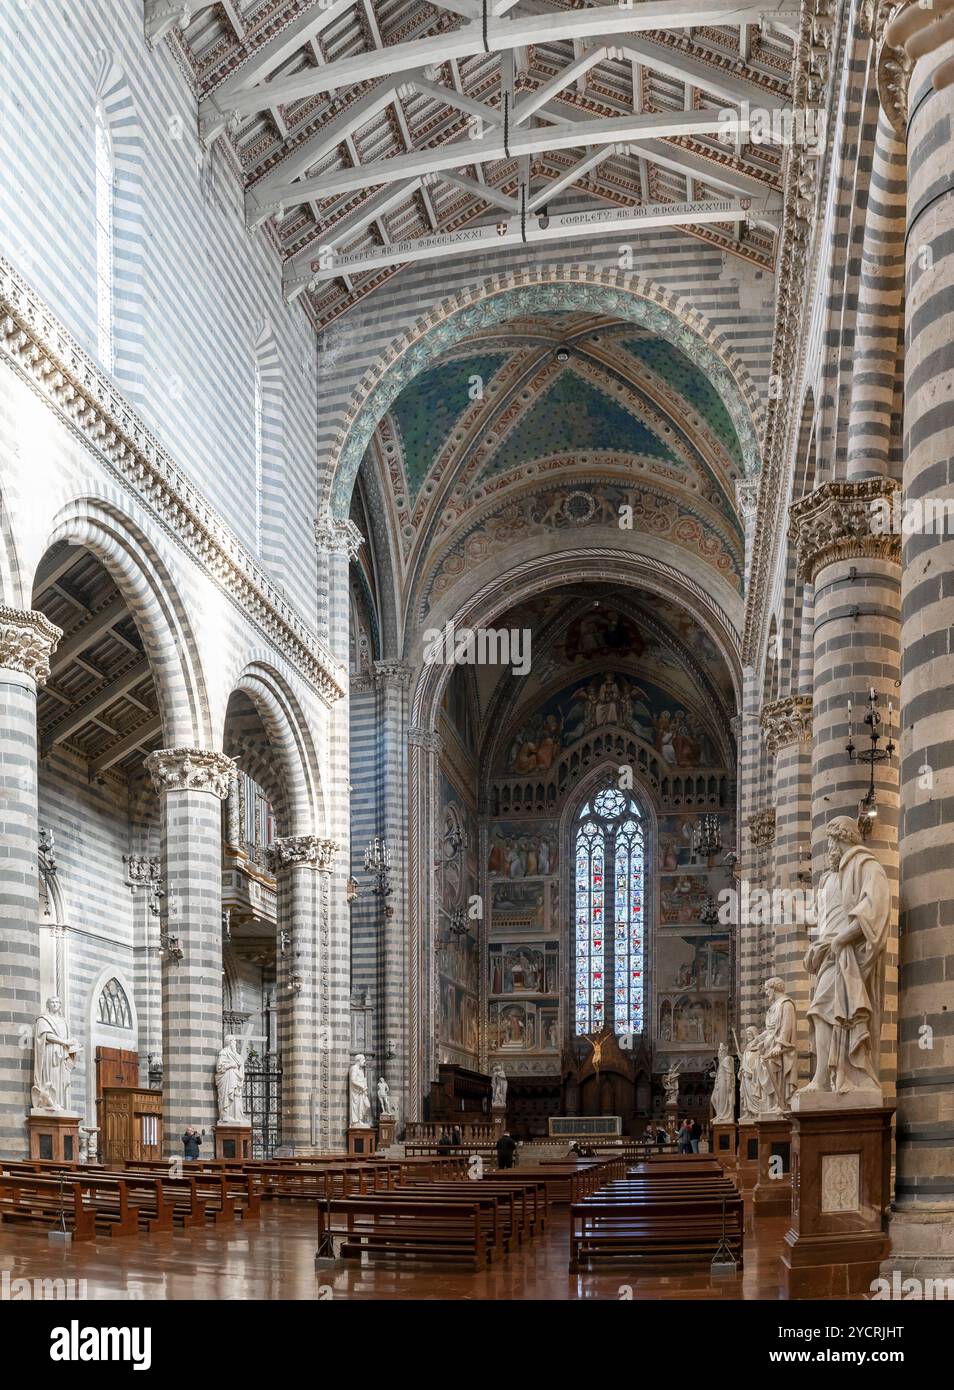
[[569, 1154, 745, 1272]]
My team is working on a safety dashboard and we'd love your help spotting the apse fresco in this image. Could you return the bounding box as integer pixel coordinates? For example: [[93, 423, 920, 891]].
[[487, 822, 559, 876], [437, 771, 479, 1067], [501, 671, 718, 774], [487, 999, 561, 1053], [490, 879, 553, 934], [489, 941, 559, 996]]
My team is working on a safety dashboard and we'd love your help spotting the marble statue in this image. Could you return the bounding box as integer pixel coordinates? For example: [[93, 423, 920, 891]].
[[709, 1042, 736, 1125], [349, 1054, 372, 1127], [215, 1035, 247, 1123], [377, 1076, 394, 1117], [31, 996, 79, 1112], [794, 816, 890, 1105], [663, 1060, 681, 1107], [739, 1025, 765, 1121], [491, 1063, 507, 1109], [751, 977, 797, 1115]]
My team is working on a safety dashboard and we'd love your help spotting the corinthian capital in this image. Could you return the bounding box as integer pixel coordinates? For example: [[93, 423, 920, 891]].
[[315, 517, 363, 560], [748, 807, 777, 850], [760, 695, 813, 756], [0, 607, 62, 684], [789, 479, 901, 584], [144, 747, 235, 798], [267, 834, 339, 872]]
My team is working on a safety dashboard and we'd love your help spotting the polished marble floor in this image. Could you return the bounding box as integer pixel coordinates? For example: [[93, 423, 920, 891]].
[[0, 1199, 804, 1301]]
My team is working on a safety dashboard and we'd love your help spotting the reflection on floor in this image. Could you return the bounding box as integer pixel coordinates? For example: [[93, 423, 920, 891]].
[[0, 1199, 822, 1301]]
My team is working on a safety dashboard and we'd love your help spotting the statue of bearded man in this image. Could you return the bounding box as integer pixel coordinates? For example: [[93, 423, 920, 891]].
[[794, 815, 890, 1104]]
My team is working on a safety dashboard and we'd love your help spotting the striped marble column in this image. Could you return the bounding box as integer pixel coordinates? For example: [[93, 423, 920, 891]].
[[0, 608, 61, 1155], [736, 481, 764, 1034], [316, 519, 356, 1150], [789, 480, 901, 1098], [145, 747, 233, 1148], [760, 695, 813, 1079], [889, 31, 954, 1276], [269, 835, 338, 1151], [407, 724, 442, 1121], [373, 660, 411, 1119]]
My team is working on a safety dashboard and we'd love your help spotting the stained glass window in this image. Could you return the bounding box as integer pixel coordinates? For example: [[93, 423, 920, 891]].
[[574, 791, 645, 1037]]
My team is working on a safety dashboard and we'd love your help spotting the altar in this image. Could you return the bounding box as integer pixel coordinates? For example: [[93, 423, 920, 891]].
[[548, 1115, 622, 1138]]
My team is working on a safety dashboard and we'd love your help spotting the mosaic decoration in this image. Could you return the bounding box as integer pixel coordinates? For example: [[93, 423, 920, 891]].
[[620, 334, 745, 470], [388, 350, 508, 498], [332, 278, 763, 515]]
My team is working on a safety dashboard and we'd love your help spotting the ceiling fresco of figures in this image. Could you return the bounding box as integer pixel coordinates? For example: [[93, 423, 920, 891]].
[[467, 585, 736, 770]]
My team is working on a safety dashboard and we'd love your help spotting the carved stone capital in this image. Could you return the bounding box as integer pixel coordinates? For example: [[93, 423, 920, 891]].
[[144, 747, 234, 798], [0, 607, 62, 684], [789, 479, 902, 584], [876, 1, 913, 137], [408, 725, 441, 755], [315, 517, 363, 560], [373, 660, 413, 690], [760, 695, 814, 756], [267, 834, 339, 873], [748, 807, 777, 850]]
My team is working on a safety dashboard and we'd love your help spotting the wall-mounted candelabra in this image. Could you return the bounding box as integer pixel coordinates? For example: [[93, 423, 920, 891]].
[[348, 837, 394, 917], [693, 815, 723, 862], [846, 688, 895, 831]]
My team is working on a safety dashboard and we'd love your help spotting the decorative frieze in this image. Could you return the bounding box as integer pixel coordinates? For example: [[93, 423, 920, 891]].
[[760, 695, 814, 756], [144, 747, 235, 798], [789, 479, 902, 584], [0, 257, 344, 706], [0, 606, 62, 683], [748, 808, 777, 850], [266, 834, 340, 873]]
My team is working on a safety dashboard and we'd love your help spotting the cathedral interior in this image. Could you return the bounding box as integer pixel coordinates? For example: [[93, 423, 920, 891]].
[[0, 0, 953, 1337]]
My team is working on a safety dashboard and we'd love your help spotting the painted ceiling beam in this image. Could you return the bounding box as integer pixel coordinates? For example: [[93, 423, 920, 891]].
[[512, 46, 609, 124], [89, 715, 164, 777], [609, 35, 787, 106], [526, 145, 612, 212], [439, 170, 520, 212], [42, 658, 152, 754], [259, 108, 760, 205], [283, 177, 423, 299], [199, 2, 799, 126], [294, 195, 764, 286], [144, 0, 219, 48]]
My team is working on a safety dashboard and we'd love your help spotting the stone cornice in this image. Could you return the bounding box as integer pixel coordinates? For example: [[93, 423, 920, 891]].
[[144, 747, 235, 798], [0, 606, 62, 683], [760, 694, 813, 756], [748, 807, 777, 849], [741, 0, 841, 663], [788, 479, 902, 583], [0, 257, 344, 706], [267, 834, 339, 872]]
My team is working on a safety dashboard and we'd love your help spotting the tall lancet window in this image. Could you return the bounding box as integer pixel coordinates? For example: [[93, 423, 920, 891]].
[[94, 106, 114, 371], [575, 789, 644, 1036]]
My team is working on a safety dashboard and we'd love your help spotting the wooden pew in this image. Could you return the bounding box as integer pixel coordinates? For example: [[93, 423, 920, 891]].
[[569, 1195, 744, 1271], [0, 1173, 96, 1241], [318, 1196, 494, 1272]]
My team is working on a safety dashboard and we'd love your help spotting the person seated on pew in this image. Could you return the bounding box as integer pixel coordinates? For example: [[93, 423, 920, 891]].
[[655, 1125, 668, 1150], [182, 1126, 202, 1161], [496, 1131, 517, 1170]]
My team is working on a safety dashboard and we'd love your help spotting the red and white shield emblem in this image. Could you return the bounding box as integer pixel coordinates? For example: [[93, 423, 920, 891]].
[[496, 222, 507, 236]]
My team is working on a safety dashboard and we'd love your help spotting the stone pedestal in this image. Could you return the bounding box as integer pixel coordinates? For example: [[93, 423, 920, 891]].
[[736, 1121, 760, 1190], [491, 1107, 506, 1138], [348, 1126, 376, 1157], [378, 1115, 395, 1148], [752, 1116, 793, 1218], [214, 1123, 252, 1160], [710, 1121, 738, 1167], [781, 1106, 893, 1299], [27, 1111, 81, 1163]]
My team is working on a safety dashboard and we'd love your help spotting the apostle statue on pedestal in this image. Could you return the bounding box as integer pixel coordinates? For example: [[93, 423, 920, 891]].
[[32, 996, 79, 1112], [349, 1054, 372, 1127], [795, 816, 890, 1103], [709, 1042, 736, 1124], [663, 1060, 681, 1107], [215, 1036, 247, 1123], [739, 1025, 766, 1121], [751, 977, 797, 1115], [491, 1063, 508, 1109]]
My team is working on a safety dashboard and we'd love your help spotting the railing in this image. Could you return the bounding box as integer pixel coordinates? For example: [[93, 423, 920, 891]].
[[489, 728, 729, 816], [405, 1120, 503, 1143]]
